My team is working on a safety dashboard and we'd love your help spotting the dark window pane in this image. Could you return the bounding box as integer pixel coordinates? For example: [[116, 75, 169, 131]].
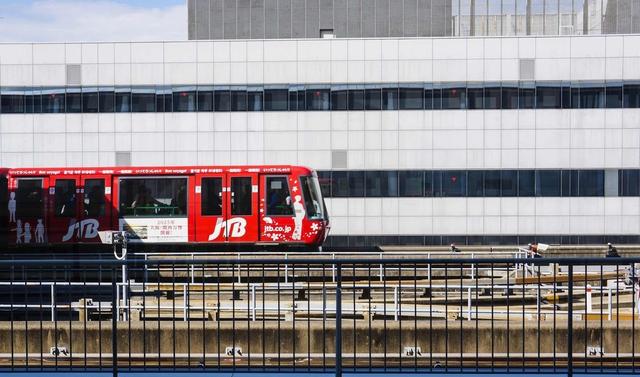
[[432, 85, 442, 110], [316, 171, 332, 197], [561, 85, 572, 108], [25, 90, 40, 113], [289, 87, 305, 111], [16, 178, 44, 219], [519, 83, 535, 109], [65, 91, 82, 113], [55, 179, 76, 217], [484, 170, 501, 196], [266, 176, 293, 215], [619, 169, 640, 196], [399, 171, 424, 197], [201, 177, 222, 216], [197, 90, 214, 111], [365, 88, 381, 110], [214, 89, 231, 111], [518, 170, 535, 196], [424, 171, 434, 197], [306, 88, 330, 110], [579, 83, 605, 108], [501, 85, 519, 109], [82, 91, 99, 113], [536, 170, 561, 196], [84, 179, 105, 217], [441, 85, 466, 109], [115, 91, 131, 112], [331, 87, 348, 110], [331, 171, 348, 197], [467, 87, 483, 109], [606, 84, 623, 108], [484, 86, 501, 109], [247, 88, 263, 111], [579, 170, 604, 196], [536, 85, 562, 109], [119, 177, 188, 217], [231, 89, 248, 111], [348, 89, 365, 110], [230, 177, 252, 216], [365, 171, 398, 197], [382, 87, 398, 110], [623, 84, 640, 108], [441, 171, 466, 197], [1, 92, 25, 113], [424, 85, 434, 110], [42, 91, 65, 113], [264, 89, 288, 111], [99, 91, 115, 113], [173, 89, 196, 112], [501, 170, 517, 196], [561, 170, 578, 197], [399, 87, 423, 109], [467, 171, 484, 197], [348, 171, 365, 197], [131, 91, 156, 112]]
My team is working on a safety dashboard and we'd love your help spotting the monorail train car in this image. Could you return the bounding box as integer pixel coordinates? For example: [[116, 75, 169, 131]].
[[0, 165, 329, 251]]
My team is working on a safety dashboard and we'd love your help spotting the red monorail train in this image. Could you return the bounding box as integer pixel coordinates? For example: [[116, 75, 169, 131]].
[[0, 165, 329, 251]]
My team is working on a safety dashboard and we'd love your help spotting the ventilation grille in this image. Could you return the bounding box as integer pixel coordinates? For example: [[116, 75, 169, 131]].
[[331, 150, 347, 169]]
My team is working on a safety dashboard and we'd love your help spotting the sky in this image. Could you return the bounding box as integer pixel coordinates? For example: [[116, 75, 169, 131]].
[[0, 0, 187, 42]]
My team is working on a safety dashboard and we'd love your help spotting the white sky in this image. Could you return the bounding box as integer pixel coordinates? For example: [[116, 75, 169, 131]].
[[0, 0, 187, 42]]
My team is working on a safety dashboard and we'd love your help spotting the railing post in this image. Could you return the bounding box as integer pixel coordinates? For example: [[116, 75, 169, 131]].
[[335, 263, 342, 377], [567, 264, 573, 377], [50, 284, 55, 322], [111, 266, 118, 377]]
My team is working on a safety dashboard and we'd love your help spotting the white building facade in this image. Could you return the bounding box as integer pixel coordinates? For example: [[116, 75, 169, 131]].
[[1, 35, 640, 246]]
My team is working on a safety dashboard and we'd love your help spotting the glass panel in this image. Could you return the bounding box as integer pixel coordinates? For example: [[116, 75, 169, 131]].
[[348, 171, 365, 197], [484, 85, 501, 109], [382, 87, 398, 110], [467, 171, 484, 197], [247, 87, 263, 111], [99, 90, 115, 113], [399, 86, 423, 109], [620, 169, 640, 196], [1, 88, 25, 113], [55, 179, 76, 217], [441, 171, 466, 197], [441, 84, 466, 109], [365, 171, 398, 197], [201, 177, 222, 216], [331, 86, 348, 110], [115, 90, 131, 113], [230, 88, 248, 111], [41, 89, 65, 113], [606, 83, 623, 108], [624, 83, 640, 108], [536, 170, 561, 196], [264, 88, 288, 111], [84, 179, 105, 217], [65, 89, 82, 113], [197, 88, 214, 111], [173, 88, 197, 112], [536, 83, 562, 109], [501, 170, 518, 197], [518, 170, 535, 196], [398, 171, 424, 197], [82, 89, 99, 113], [266, 176, 293, 216], [330, 171, 348, 197], [214, 88, 231, 111], [306, 87, 330, 110], [579, 82, 605, 108], [16, 179, 44, 219], [25, 88, 41, 114], [231, 177, 252, 216], [119, 178, 188, 217], [131, 88, 156, 112], [348, 87, 365, 110], [484, 170, 501, 196], [502, 83, 519, 109], [316, 171, 332, 197], [424, 84, 434, 110], [424, 171, 434, 197], [519, 82, 535, 109], [579, 170, 604, 196], [467, 86, 484, 109], [300, 176, 325, 219], [365, 87, 382, 110]]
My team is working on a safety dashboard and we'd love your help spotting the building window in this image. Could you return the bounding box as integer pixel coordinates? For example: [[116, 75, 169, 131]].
[[131, 89, 156, 112], [331, 86, 348, 110], [365, 171, 398, 197], [197, 88, 214, 111], [441, 171, 466, 197], [399, 171, 424, 197], [348, 87, 365, 110], [399, 86, 423, 109], [264, 88, 288, 111], [173, 88, 196, 112], [536, 170, 561, 197], [306, 87, 330, 111], [467, 171, 484, 197]]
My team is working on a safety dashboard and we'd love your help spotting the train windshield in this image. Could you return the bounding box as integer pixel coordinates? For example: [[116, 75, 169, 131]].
[[300, 176, 325, 220]]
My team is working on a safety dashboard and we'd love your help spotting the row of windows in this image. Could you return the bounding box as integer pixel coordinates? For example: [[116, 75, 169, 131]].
[[317, 169, 639, 198], [325, 235, 640, 247], [2, 82, 640, 114]]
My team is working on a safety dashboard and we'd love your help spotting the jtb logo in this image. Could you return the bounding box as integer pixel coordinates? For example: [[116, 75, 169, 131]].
[[208, 218, 247, 240], [62, 219, 100, 242]]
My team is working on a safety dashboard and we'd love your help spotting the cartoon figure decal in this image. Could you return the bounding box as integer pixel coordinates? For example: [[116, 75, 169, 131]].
[[292, 195, 305, 240], [35, 219, 45, 243], [15, 219, 22, 244], [23, 223, 31, 244], [8, 192, 16, 223]]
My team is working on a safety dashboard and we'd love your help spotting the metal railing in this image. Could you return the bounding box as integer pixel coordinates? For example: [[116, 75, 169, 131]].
[[0, 256, 637, 376]]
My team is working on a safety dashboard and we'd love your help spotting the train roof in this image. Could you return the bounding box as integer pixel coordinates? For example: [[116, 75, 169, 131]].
[[6, 165, 314, 177]]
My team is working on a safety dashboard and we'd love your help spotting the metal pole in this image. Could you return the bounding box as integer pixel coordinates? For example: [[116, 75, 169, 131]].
[[335, 264, 342, 377], [567, 264, 573, 377], [112, 266, 118, 377]]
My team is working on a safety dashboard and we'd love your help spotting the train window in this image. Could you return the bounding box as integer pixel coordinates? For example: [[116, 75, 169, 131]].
[[84, 179, 105, 217], [55, 180, 77, 217], [231, 177, 252, 216], [266, 176, 293, 216], [15, 179, 44, 219], [201, 177, 222, 216], [300, 176, 325, 219], [119, 178, 187, 217]]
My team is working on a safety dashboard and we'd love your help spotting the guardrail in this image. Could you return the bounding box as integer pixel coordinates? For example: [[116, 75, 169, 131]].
[[0, 257, 637, 377]]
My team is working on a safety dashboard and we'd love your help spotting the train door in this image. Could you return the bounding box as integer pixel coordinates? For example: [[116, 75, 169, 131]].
[[79, 175, 112, 242], [194, 174, 224, 242], [225, 173, 259, 243], [12, 177, 46, 245], [49, 176, 81, 243]]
